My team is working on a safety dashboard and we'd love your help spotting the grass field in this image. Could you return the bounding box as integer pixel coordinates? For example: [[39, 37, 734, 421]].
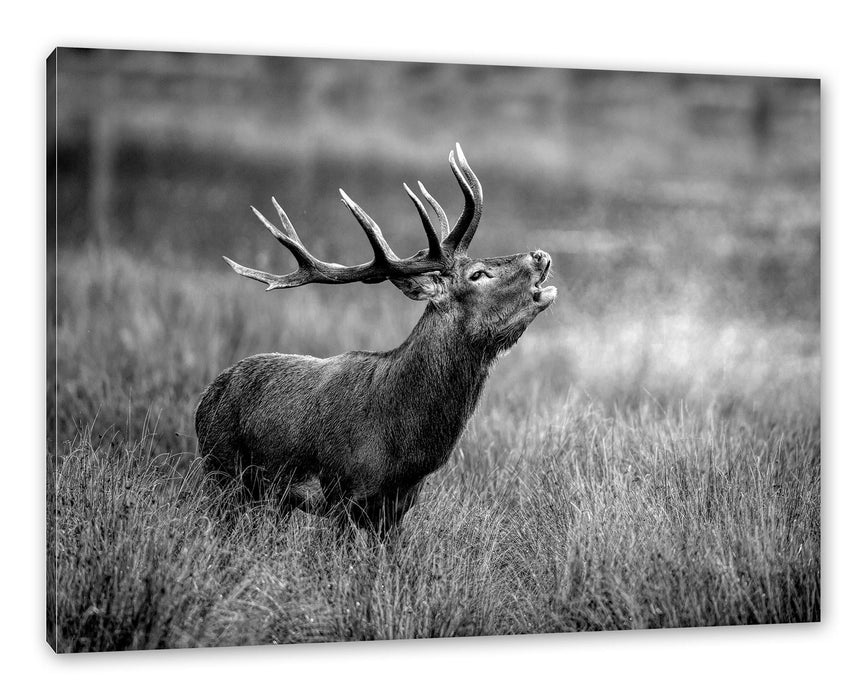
[[48, 58, 820, 651], [47, 243, 819, 651]]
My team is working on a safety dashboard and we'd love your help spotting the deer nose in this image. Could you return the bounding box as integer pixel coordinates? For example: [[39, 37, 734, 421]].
[[531, 250, 550, 268]]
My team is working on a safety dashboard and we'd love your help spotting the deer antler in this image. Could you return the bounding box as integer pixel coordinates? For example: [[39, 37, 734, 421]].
[[444, 143, 483, 254], [225, 144, 484, 290], [224, 192, 448, 290], [402, 142, 483, 259]]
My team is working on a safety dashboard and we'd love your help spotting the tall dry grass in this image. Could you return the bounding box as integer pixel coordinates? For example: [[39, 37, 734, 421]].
[[49, 404, 819, 650], [47, 248, 819, 650]]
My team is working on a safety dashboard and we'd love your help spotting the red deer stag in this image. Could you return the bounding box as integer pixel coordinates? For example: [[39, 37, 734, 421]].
[[195, 145, 557, 533]]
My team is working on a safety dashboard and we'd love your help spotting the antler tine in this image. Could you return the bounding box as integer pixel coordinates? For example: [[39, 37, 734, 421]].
[[227, 202, 344, 290], [250, 205, 317, 270], [403, 182, 444, 260], [226, 205, 328, 290], [417, 180, 449, 240], [442, 143, 484, 255], [339, 189, 398, 266], [222, 256, 303, 291], [270, 197, 301, 243]]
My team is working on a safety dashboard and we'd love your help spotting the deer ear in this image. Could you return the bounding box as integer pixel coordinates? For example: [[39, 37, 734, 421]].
[[390, 274, 447, 302]]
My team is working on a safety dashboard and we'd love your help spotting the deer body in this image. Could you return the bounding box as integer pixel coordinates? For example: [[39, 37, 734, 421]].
[[196, 145, 556, 532], [196, 305, 491, 525]]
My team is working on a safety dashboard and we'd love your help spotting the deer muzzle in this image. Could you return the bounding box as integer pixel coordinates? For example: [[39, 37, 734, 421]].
[[530, 250, 557, 308]]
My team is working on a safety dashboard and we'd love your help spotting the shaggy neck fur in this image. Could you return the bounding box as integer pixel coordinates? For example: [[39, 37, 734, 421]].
[[376, 303, 492, 475]]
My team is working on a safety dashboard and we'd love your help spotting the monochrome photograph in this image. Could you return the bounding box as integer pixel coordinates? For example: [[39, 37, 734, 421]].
[[46, 48, 820, 652]]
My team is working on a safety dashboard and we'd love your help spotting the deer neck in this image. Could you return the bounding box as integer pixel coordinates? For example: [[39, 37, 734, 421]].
[[385, 304, 491, 437]]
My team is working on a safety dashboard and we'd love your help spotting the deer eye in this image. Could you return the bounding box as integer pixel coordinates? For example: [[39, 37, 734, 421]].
[[469, 269, 489, 282]]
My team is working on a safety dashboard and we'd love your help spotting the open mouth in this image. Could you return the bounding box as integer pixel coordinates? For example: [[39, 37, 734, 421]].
[[537, 259, 551, 286], [531, 260, 557, 306]]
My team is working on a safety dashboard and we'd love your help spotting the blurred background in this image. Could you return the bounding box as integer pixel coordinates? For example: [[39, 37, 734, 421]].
[[48, 48, 820, 453]]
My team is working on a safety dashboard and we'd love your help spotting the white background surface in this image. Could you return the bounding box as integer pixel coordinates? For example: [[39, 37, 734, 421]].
[[3, 2, 860, 697]]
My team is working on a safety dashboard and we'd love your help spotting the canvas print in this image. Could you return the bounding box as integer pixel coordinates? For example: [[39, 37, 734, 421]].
[[47, 48, 820, 652]]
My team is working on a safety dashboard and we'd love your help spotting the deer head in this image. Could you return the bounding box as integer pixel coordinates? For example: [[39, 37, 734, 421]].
[[224, 144, 557, 357]]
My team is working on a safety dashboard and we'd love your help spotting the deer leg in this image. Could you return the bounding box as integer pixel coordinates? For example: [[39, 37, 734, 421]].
[[317, 474, 357, 530], [282, 475, 328, 516], [354, 481, 425, 538]]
